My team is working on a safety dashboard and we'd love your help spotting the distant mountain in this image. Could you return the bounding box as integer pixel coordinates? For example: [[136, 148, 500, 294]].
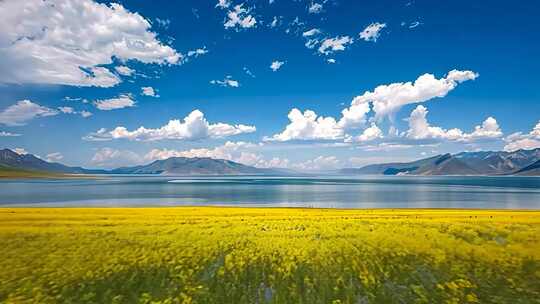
[[0, 149, 281, 176], [340, 148, 540, 176], [0, 149, 106, 174], [109, 157, 279, 175]]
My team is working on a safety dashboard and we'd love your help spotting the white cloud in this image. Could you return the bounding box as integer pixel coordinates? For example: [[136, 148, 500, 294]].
[[327, 58, 336, 64], [84, 109, 256, 141], [268, 70, 480, 143], [308, 3, 323, 14], [337, 101, 371, 130], [81, 111, 93, 118], [347, 123, 383, 142], [503, 121, 540, 151], [187, 48, 208, 58], [318, 36, 354, 55], [405, 105, 502, 142], [215, 0, 231, 9], [0, 100, 58, 126], [270, 60, 285, 72], [46, 152, 63, 162], [59, 106, 92, 118], [302, 28, 321, 37], [115, 66, 135, 77], [145, 141, 256, 162], [13, 148, 28, 155], [224, 4, 257, 30], [141, 86, 159, 97], [94, 94, 136, 111], [348, 70, 479, 120], [0, 0, 180, 87], [210, 76, 240, 88], [292, 156, 340, 171], [0, 131, 21, 137], [359, 22, 387, 42], [58, 107, 75, 114], [91, 147, 142, 168], [138, 141, 288, 169], [265, 108, 344, 141]]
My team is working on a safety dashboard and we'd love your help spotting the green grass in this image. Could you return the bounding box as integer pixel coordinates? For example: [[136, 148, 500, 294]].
[[0, 207, 539, 303]]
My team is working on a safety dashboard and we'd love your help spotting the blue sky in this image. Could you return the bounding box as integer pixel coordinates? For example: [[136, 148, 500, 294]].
[[0, 0, 539, 170]]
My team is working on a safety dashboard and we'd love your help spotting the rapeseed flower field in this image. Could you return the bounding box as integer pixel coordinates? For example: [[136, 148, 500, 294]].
[[0, 207, 539, 303]]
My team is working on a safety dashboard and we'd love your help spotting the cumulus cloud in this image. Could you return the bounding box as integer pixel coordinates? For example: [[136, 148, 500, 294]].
[[270, 60, 285, 71], [84, 110, 256, 141], [348, 70, 479, 120], [94, 94, 136, 111], [223, 4, 257, 30], [292, 156, 341, 171], [268, 70, 480, 143], [0, 100, 58, 126], [141, 86, 159, 97], [405, 105, 502, 142], [46, 152, 64, 162], [308, 3, 323, 14], [0, 131, 21, 137], [318, 36, 354, 55], [264, 109, 344, 141], [115, 66, 135, 77], [210, 76, 240, 88], [91, 147, 143, 168], [503, 121, 540, 151], [0, 0, 180, 87], [347, 123, 383, 142], [359, 22, 386, 42]]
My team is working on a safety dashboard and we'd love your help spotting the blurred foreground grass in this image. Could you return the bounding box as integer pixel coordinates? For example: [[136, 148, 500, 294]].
[[0, 207, 539, 303]]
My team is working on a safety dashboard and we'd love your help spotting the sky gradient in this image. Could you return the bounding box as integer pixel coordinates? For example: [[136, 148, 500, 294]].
[[1, 0, 539, 170]]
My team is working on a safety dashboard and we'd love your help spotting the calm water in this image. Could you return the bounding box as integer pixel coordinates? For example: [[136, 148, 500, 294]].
[[1, 175, 540, 209]]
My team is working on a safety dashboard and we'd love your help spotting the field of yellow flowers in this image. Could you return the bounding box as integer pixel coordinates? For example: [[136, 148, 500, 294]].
[[0, 207, 539, 303]]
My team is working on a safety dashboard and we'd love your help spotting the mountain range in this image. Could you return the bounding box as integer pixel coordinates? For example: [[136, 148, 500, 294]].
[[340, 148, 540, 176], [0, 148, 278, 176], [2, 148, 540, 177]]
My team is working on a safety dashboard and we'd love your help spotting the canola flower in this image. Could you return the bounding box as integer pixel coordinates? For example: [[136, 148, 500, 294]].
[[0, 207, 539, 303]]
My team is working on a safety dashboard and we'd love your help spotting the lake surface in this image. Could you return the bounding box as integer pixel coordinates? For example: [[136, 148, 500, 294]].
[[1, 175, 540, 209]]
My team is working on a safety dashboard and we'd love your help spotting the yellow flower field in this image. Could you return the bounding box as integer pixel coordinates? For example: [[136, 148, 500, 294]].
[[1, 207, 539, 303]]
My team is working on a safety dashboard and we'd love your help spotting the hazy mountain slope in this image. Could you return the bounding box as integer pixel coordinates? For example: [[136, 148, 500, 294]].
[[341, 155, 444, 175], [514, 160, 540, 176], [341, 148, 540, 176], [0, 149, 105, 174], [0, 149, 281, 176], [110, 157, 276, 175]]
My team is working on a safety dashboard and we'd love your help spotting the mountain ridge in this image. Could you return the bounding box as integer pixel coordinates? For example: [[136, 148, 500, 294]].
[[0, 149, 281, 176], [2, 148, 540, 177], [341, 148, 540, 176]]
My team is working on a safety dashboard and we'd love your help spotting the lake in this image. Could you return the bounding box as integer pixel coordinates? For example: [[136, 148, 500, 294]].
[[1, 175, 540, 209]]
